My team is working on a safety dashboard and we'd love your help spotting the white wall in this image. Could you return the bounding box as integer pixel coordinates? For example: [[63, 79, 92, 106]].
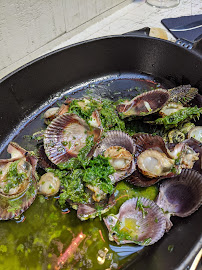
[[0, 0, 132, 79]]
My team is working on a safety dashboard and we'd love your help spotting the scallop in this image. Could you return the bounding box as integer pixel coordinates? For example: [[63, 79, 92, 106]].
[[127, 134, 175, 187], [159, 102, 184, 117], [38, 172, 60, 196], [93, 131, 136, 182], [188, 126, 202, 143], [156, 169, 202, 231], [44, 113, 101, 165], [137, 150, 174, 178], [116, 89, 170, 117], [104, 146, 133, 171], [0, 142, 38, 220], [104, 197, 166, 245]]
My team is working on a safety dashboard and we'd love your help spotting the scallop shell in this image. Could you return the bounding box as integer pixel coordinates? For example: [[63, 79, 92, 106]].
[[93, 131, 136, 182], [44, 113, 100, 165], [0, 142, 38, 220], [168, 85, 198, 105], [116, 89, 170, 117], [127, 134, 175, 187], [104, 197, 166, 245], [76, 194, 116, 221], [156, 169, 202, 230]]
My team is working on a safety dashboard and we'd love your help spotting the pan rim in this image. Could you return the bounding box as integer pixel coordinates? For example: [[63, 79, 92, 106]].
[[1, 34, 201, 84]]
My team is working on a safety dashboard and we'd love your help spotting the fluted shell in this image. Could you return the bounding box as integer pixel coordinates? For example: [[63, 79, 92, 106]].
[[93, 131, 136, 182], [104, 197, 166, 246], [133, 133, 171, 158], [44, 113, 101, 165], [116, 89, 170, 117], [127, 134, 175, 187], [156, 169, 202, 230], [76, 194, 115, 221], [0, 142, 38, 220], [168, 85, 198, 105]]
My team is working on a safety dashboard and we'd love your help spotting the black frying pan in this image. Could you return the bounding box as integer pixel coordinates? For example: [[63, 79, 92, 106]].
[[0, 29, 202, 270]]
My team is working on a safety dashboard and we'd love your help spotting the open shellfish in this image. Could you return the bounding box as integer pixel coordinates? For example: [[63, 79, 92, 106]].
[[44, 113, 101, 165], [128, 133, 199, 187], [104, 197, 166, 245], [127, 134, 175, 187], [93, 131, 136, 182], [159, 102, 184, 117], [0, 142, 38, 220], [116, 89, 170, 117]]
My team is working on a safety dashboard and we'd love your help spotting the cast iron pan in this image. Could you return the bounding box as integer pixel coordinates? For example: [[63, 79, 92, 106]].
[[0, 29, 202, 270]]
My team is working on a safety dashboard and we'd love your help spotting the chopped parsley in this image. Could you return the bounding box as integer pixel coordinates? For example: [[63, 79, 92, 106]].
[[68, 97, 126, 132], [155, 106, 202, 129], [3, 161, 27, 193], [136, 198, 151, 218]]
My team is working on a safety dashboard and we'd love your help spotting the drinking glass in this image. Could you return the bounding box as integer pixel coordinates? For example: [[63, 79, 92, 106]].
[[146, 0, 180, 8]]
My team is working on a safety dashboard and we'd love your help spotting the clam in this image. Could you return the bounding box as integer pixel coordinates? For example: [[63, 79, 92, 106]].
[[0, 142, 38, 220], [116, 89, 170, 118], [188, 126, 202, 143], [104, 197, 166, 245], [44, 113, 101, 165], [156, 169, 202, 231], [38, 172, 60, 196], [93, 131, 136, 182]]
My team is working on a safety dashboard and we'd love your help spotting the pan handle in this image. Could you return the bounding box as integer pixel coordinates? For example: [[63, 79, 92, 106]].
[[122, 27, 202, 54], [175, 37, 202, 54], [122, 27, 150, 37]]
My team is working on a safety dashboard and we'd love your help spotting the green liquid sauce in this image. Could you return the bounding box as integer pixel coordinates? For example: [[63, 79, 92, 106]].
[[0, 183, 158, 270]]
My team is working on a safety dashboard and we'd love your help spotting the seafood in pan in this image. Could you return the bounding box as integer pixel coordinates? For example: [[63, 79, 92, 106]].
[[0, 84, 201, 255], [0, 142, 38, 220]]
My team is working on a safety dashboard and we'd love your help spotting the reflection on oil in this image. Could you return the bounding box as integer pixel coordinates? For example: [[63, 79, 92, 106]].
[[109, 244, 144, 259]]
